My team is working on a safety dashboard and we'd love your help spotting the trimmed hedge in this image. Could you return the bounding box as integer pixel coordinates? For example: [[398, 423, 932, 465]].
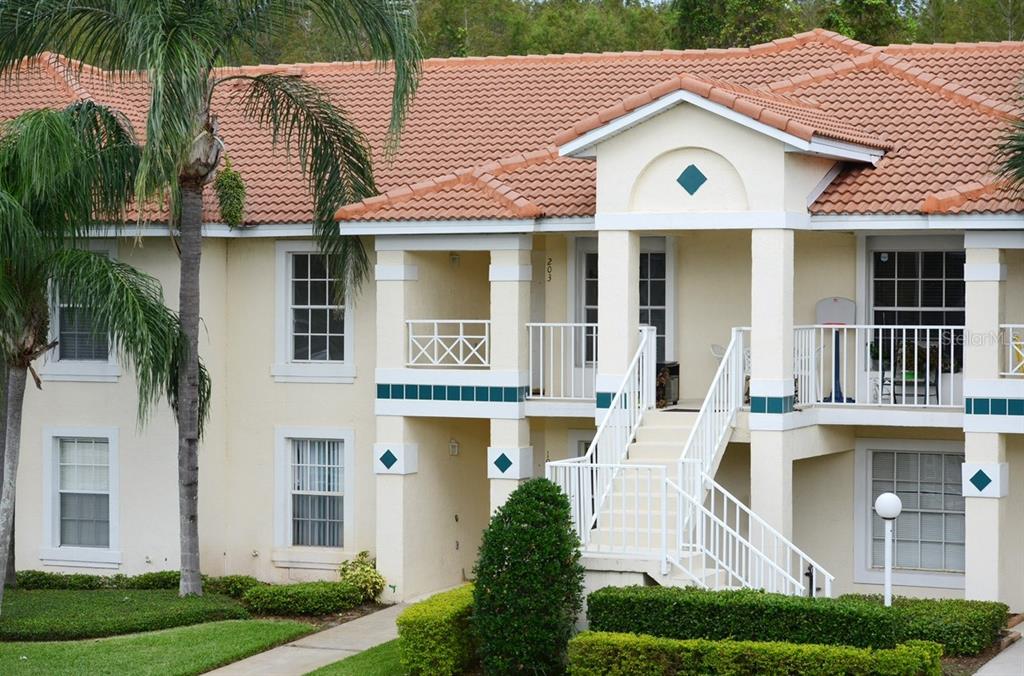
[[841, 594, 1008, 657], [396, 584, 476, 675], [0, 589, 249, 641], [588, 586, 898, 649], [241, 581, 363, 616], [205, 575, 265, 600], [568, 632, 943, 676]]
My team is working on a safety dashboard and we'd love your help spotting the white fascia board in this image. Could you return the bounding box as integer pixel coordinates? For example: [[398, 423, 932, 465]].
[[88, 223, 316, 238], [375, 233, 533, 252], [559, 89, 883, 165], [596, 211, 810, 230], [811, 213, 1024, 231]]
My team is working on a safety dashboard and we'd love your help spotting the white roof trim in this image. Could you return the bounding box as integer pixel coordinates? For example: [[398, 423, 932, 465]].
[[810, 213, 1024, 230], [558, 89, 884, 165]]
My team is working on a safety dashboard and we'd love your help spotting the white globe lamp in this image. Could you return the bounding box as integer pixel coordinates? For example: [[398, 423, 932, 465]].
[[874, 492, 902, 607]]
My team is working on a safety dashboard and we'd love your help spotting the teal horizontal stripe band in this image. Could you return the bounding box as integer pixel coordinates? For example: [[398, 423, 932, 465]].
[[750, 395, 795, 414], [377, 383, 527, 403], [965, 397, 1024, 416]]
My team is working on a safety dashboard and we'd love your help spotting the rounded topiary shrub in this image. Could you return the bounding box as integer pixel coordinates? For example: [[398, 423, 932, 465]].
[[473, 478, 584, 674]]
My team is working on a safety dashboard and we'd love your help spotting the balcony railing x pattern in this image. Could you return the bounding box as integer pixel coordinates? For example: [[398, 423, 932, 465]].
[[794, 325, 965, 408], [406, 320, 490, 368]]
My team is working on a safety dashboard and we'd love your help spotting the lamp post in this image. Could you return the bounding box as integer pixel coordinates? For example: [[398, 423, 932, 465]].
[[874, 492, 902, 607]]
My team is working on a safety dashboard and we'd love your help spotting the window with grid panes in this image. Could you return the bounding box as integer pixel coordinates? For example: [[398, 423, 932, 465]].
[[290, 253, 345, 362], [58, 438, 110, 548], [290, 439, 344, 547], [639, 251, 667, 362], [870, 449, 965, 573], [872, 251, 965, 327], [57, 247, 113, 361], [579, 245, 668, 363]]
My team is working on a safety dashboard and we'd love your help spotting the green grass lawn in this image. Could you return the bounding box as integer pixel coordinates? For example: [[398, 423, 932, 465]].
[[309, 638, 401, 675], [0, 589, 249, 641], [0, 619, 313, 676]]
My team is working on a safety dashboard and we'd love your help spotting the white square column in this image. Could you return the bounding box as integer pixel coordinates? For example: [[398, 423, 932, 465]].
[[489, 418, 532, 513], [489, 244, 532, 373], [596, 230, 640, 400], [749, 229, 795, 539], [374, 415, 419, 602], [963, 247, 1009, 602], [375, 249, 417, 369]]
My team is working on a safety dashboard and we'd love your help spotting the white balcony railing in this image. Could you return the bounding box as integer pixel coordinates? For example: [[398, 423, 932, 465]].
[[1002, 325, 1024, 376], [527, 323, 598, 400], [406, 320, 490, 368], [794, 325, 964, 408]]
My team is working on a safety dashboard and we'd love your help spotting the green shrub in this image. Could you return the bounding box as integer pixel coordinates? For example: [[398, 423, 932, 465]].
[[473, 478, 585, 674], [567, 632, 943, 676], [396, 584, 476, 675], [122, 570, 181, 589], [0, 589, 249, 641], [242, 581, 362, 616], [339, 551, 385, 602], [588, 586, 899, 649], [841, 594, 1008, 656], [15, 570, 112, 590], [206, 575, 265, 600]]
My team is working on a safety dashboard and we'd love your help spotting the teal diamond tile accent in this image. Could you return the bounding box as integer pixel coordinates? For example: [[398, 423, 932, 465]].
[[969, 469, 992, 492], [494, 453, 513, 474], [676, 164, 707, 195], [379, 449, 398, 470]]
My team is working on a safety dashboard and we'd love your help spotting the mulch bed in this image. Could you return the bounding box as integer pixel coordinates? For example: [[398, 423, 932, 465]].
[[265, 602, 391, 630]]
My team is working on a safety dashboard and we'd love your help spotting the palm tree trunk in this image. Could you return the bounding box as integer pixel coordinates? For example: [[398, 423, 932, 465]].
[[0, 365, 28, 610], [0, 361, 14, 589], [177, 182, 204, 596]]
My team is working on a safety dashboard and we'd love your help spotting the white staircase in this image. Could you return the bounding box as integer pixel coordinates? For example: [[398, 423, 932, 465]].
[[547, 327, 834, 597]]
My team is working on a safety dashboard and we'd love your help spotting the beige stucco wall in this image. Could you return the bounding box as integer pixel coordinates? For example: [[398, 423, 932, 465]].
[[16, 237, 230, 575]]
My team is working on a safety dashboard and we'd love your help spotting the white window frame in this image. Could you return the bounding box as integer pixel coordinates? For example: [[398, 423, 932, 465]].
[[272, 241, 356, 383], [39, 240, 121, 383], [273, 426, 355, 570], [566, 429, 594, 460], [853, 438, 965, 589], [40, 426, 121, 568], [570, 236, 676, 361]]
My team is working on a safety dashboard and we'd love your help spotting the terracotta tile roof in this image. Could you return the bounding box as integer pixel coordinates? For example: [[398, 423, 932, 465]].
[[552, 71, 890, 151], [2, 30, 1022, 222]]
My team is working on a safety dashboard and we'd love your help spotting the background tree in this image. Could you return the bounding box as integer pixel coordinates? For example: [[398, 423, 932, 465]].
[[0, 102, 206, 610], [0, 0, 420, 597]]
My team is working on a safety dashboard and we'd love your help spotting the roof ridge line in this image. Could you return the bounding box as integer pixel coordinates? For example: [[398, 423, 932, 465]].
[[870, 52, 1017, 119], [334, 147, 558, 220], [34, 52, 93, 102], [470, 171, 542, 218], [553, 73, 889, 151], [765, 50, 1017, 120], [883, 40, 1024, 52], [921, 179, 1007, 213]]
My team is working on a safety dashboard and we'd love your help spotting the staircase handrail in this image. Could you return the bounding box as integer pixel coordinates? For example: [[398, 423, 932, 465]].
[[680, 327, 745, 473]]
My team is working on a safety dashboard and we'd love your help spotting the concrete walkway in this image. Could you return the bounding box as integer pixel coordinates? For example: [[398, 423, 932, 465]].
[[976, 634, 1024, 676], [207, 604, 405, 676]]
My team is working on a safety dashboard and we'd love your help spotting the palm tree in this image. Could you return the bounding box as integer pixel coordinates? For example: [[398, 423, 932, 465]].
[[0, 102, 209, 610], [0, 1, 420, 595]]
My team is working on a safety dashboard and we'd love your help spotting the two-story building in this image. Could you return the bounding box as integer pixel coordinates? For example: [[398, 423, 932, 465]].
[[6, 29, 1024, 609]]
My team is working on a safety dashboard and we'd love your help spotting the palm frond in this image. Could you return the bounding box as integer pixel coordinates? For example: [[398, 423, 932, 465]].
[[219, 72, 374, 295], [292, 0, 420, 154], [997, 114, 1024, 197], [46, 248, 211, 430]]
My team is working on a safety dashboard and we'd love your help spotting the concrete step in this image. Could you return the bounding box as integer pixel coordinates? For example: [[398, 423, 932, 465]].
[[626, 441, 682, 461], [643, 410, 699, 427], [634, 424, 692, 444]]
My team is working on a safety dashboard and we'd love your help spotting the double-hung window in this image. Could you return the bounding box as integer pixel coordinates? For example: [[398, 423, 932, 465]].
[[855, 440, 964, 589], [42, 427, 120, 567], [274, 427, 354, 568], [273, 242, 355, 383], [40, 240, 120, 382], [290, 439, 345, 547]]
